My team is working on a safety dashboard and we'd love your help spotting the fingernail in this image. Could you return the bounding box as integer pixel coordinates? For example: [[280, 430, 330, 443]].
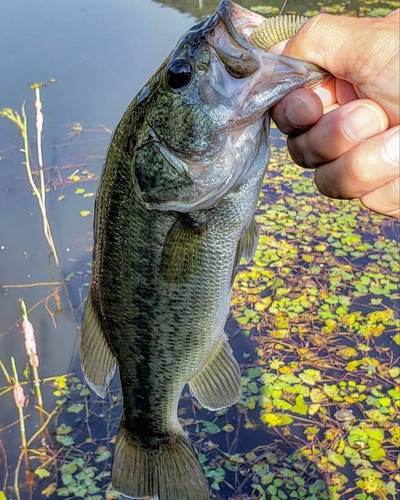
[[343, 104, 385, 142], [385, 127, 400, 164], [285, 98, 314, 127]]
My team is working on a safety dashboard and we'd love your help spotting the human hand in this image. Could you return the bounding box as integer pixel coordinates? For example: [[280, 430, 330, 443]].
[[270, 10, 399, 218]]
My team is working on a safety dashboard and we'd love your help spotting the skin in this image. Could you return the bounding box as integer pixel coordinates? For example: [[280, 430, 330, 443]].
[[270, 10, 400, 218]]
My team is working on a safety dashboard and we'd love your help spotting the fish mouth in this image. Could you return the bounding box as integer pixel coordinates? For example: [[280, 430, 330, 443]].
[[145, 1, 328, 213], [187, 1, 327, 207], [210, 0, 326, 92]]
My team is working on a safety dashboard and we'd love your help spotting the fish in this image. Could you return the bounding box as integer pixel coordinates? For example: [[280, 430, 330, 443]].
[[80, 1, 327, 499]]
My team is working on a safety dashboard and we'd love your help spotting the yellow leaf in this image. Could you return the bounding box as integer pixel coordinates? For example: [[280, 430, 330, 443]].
[[80, 210, 91, 217], [0, 491, 6, 500], [41, 482, 57, 497], [392, 333, 400, 345], [57, 195, 66, 201], [336, 347, 358, 359], [346, 360, 361, 372], [75, 187, 85, 194], [309, 403, 320, 415], [260, 412, 293, 427]]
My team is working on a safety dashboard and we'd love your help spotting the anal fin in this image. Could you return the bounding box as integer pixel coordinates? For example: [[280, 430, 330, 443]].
[[189, 335, 242, 410], [80, 289, 116, 398]]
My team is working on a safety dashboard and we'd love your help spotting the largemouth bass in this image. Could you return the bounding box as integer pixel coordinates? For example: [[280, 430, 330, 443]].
[[81, 1, 326, 499]]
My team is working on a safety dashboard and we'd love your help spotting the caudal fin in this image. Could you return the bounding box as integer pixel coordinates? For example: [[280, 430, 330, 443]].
[[112, 425, 209, 500]]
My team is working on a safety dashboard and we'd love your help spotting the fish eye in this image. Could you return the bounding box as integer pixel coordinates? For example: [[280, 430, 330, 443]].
[[166, 59, 193, 91]]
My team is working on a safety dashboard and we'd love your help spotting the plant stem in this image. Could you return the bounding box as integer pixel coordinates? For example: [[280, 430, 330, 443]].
[[30, 349, 43, 410], [13, 406, 60, 500], [10, 357, 30, 475], [34, 87, 45, 204], [0, 359, 12, 385], [20, 103, 60, 267]]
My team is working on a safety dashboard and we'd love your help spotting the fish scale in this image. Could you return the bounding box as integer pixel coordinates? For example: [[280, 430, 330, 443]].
[[80, 1, 327, 498]]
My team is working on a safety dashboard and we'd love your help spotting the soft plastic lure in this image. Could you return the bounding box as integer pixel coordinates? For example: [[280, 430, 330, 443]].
[[248, 14, 308, 51]]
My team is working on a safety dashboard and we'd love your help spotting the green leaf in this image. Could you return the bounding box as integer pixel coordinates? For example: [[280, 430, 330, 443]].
[[247, 366, 263, 379], [56, 424, 73, 435], [57, 488, 70, 497], [366, 428, 384, 442], [202, 421, 220, 434], [95, 448, 111, 462], [61, 462, 78, 475], [68, 403, 84, 414], [58, 435, 74, 446], [299, 369, 321, 386], [261, 472, 275, 485], [326, 450, 346, 467], [363, 447, 386, 461], [35, 468, 51, 479]]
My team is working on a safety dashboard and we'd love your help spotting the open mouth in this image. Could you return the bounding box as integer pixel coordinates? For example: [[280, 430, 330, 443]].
[[209, 0, 327, 84]]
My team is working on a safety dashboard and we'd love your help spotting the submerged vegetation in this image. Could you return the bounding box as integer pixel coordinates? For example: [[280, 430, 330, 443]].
[[0, 2, 399, 499]]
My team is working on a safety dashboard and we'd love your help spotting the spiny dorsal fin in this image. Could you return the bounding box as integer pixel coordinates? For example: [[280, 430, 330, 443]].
[[231, 217, 259, 285], [189, 335, 242, 410], [80, 289, 116, 397], [112, 425, 209, 500], [160, 214, 206, 284]]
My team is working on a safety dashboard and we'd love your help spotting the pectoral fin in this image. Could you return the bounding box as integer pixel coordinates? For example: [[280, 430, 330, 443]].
[[231, 217, 259, 285], [80, 289, 116, 397], [189, 335, 242, 410], [160, 214, 206, 284]]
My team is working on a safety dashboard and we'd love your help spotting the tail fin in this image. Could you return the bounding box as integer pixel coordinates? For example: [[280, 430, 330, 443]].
[[112, 425, 209, 500]]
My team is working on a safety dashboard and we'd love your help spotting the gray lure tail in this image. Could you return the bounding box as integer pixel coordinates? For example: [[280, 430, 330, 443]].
[[249, 14, 309, 51], [112, 426, 209, 500]]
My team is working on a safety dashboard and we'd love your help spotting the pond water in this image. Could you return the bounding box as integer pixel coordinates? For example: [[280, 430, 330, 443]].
[[0, 1, 398, 500]]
